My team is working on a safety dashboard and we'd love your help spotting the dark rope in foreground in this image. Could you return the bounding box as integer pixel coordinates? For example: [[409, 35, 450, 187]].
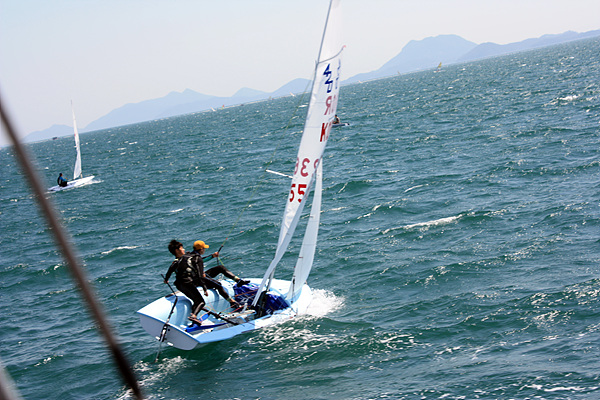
[[0, 94, 144, 400]]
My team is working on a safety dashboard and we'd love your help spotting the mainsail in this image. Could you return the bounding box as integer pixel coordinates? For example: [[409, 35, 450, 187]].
[[254, 0, 344, 305], [286, 161, 323, 300], [72, 102, 82, 180]]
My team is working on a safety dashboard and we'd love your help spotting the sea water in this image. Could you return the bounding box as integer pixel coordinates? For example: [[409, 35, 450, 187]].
[[1, 36, 599, 399]]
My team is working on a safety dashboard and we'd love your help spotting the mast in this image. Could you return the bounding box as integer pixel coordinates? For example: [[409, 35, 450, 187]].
[[253, 0, 344, 308]]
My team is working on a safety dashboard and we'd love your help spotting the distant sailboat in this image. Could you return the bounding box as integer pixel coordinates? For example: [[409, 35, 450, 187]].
[[48, 103, 95, 192], [435, 62, 442, 72]]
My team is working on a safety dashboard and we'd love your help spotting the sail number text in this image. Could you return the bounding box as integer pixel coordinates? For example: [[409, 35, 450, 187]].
[[289, 157, 321, 202], [289, 183, 307, 203], [288, 61, 340, 203], [320, 62, 340, 143]]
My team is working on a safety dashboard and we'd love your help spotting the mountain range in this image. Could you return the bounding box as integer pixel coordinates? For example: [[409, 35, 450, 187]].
[[25, 29, 600, 143]]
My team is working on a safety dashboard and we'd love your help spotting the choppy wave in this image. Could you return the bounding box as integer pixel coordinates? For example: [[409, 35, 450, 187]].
[[100, 245, 140, 255], [382, 214, 462, 234]]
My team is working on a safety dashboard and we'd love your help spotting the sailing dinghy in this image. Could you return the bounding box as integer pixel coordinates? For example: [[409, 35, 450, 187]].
[[137, 0, 344, 350], [48, 103, 95, 192]]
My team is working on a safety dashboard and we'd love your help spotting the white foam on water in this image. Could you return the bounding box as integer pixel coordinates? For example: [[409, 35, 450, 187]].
[[305, 288, 344, 318], [382, 214, 461, 234], [101, 245, 139, 255]]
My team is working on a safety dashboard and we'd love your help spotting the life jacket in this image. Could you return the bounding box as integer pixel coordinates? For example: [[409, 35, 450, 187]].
[[175, 253, 201, 284]]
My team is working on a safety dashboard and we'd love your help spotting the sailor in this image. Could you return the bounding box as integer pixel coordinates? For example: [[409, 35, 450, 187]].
[[57, 173, 68, 187], [190, 240, 250, 288], [333, 114, 340, 124], [164, 240, 240, 325]]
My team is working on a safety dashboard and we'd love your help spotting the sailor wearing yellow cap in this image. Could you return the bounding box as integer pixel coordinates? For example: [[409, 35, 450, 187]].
[[191, 240, 250, 288], [164, 239, 242, 325]]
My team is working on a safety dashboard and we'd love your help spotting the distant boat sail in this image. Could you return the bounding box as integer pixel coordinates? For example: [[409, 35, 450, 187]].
[[72, 104, 82, 181]]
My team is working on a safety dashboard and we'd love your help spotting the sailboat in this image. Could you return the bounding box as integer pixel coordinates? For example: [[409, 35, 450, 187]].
[[48, 103, 95, 192], [435, 62, 442, 73], [137, 0, 344, 350]]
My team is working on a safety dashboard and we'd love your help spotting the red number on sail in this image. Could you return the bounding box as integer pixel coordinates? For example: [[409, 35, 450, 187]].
[[297, 184, 307, 202], [289, 183, 309, 203], [300, 158, 310, 177]]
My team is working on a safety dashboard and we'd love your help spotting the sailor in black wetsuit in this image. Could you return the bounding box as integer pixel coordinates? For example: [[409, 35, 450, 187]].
[[57, 173, 68, 187], [164, 240, 239, 324]]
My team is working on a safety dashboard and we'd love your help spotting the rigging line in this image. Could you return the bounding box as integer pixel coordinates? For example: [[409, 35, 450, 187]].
[[231, 290, 257, 302], [198, 298, 240, 325], [200, 307, 240, 325], [211, 255, 242, 263], [317, 45, 346, 66], [0, 94, 144, 400], [217, 80, 313, 251]]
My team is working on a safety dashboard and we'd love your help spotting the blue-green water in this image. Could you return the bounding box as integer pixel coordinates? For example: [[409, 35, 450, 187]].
[[1, 37, 600, 400]]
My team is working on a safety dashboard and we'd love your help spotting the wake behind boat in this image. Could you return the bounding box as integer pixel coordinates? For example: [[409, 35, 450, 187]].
[[48, 103, 95, 192], [137, 0, 344, 350]]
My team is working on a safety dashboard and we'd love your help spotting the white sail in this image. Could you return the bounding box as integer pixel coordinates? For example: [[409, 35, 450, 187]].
[[287, 160, 323, 300], [254, 0, 343, 305], [72, 102, 82, 180]]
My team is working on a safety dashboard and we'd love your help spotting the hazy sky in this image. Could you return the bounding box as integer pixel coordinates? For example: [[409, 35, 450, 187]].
[[1, 0, 599, 144]]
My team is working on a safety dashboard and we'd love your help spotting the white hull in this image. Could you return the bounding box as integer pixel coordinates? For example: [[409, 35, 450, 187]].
[[137, 278, 312, 350], [48, 175, 95, 192]]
